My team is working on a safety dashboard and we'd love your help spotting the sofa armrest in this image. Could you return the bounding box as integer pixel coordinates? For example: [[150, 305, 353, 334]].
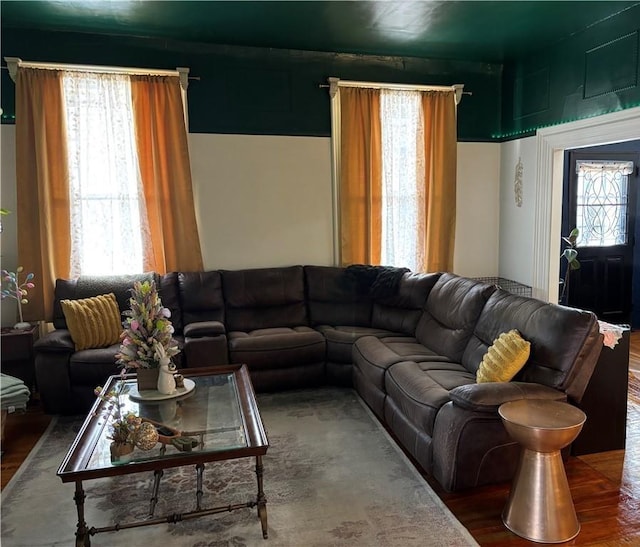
[[34, 330, 75, 353], [183, 322, 228, 367], [183, 321, 225, 337], [449, 382, 567, 413]]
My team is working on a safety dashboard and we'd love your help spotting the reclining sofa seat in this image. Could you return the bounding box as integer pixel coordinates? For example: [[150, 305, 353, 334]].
[[220, 266, 326, 392], [34, 272, 183, 414], [353, 273, 602, 492]]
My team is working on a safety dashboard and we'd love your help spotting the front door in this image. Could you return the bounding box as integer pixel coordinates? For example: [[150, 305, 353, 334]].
[[566, 151, 638, 324]]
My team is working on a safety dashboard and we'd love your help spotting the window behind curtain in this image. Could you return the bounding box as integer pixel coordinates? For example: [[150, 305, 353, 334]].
[[62, 71, 149, 276], [380, 89, 425, 271]]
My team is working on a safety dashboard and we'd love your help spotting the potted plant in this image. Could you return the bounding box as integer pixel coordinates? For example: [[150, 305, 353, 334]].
[[115, 280, 180, 391], [559, 228, 580, 304]]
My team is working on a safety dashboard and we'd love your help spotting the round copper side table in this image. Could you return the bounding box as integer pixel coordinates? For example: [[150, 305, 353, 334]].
[[498, 399, 586, 544]]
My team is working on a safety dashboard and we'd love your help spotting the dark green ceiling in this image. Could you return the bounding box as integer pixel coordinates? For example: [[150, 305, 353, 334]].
[[2, 1, 639, 63]]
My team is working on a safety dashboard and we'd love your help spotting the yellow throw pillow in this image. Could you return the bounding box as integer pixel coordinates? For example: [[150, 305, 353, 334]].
[[477, 329, 531, 383], [61, 293, 122, 351]]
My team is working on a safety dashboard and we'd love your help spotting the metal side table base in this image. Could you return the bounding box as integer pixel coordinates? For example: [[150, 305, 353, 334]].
[[499, 399, 586, 544]]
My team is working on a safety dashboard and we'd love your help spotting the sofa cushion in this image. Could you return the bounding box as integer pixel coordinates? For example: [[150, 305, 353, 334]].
[[53, 273, 155, 330], [353, 335, 453, 391], [476, 329, 531, 383], [461, 289, 601, 401], [371, 272, 441, 335], [316, 325, 396, 363], [68, 344, 121, 386], [228, 327, 325, 370], [415, 273, 496, 362], [60, 293, 122, 351], [385, 360, 475, 436], [178, 271, 224, 325], [305, 266, 373, 327], [158, 272, 182, 334], [222, 266, 307, 331]]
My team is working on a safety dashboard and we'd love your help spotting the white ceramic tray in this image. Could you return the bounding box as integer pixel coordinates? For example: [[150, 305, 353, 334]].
[[128, 378, 196, 401]]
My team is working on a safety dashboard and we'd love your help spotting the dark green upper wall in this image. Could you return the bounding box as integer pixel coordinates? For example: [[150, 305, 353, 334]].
[[500, 4, 640, 139], [0, 28, 501, 141], [2, 3, 639, 141]]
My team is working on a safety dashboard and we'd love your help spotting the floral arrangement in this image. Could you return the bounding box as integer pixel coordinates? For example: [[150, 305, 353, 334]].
[[116, 280, 180, 370], [1, 266, 35, 328], [94, 383, 142, 444]]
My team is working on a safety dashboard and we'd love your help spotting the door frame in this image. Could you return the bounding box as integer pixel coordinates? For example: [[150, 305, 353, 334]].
[[532, 106, 640, 303]]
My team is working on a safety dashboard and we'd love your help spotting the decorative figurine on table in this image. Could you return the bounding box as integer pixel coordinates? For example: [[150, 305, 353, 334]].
[[1, 267, 35, 329], [154, 341, 177, 395]]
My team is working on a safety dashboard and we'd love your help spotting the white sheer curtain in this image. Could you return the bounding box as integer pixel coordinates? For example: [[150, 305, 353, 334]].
[[62, 71, 150, 276], [380, 89, 425, 271]]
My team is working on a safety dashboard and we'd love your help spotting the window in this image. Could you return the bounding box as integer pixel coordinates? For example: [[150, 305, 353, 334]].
[[380, 89, 425, 270], [575, 160, 633, 247], [62, 71, 149, 276]]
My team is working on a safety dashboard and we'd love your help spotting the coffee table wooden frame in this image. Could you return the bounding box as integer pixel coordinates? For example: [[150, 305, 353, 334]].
[[57, 364, 269, 546]]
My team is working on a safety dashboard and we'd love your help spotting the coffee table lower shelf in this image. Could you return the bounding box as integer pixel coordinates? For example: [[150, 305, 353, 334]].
[[72, 455, 268, 546]]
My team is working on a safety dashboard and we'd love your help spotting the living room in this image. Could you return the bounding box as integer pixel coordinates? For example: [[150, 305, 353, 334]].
[[1, 1, 639, 545]]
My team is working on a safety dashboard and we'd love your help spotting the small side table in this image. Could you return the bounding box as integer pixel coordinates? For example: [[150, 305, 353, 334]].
[[499, 399, 586, 544], [1, 324, 40, 394]]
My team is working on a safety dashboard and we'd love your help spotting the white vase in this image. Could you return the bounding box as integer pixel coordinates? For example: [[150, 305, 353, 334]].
[[157, 359, 176, 395]]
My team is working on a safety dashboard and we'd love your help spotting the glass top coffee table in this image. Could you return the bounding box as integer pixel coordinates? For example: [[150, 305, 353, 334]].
[[57, 364, 269, 546]]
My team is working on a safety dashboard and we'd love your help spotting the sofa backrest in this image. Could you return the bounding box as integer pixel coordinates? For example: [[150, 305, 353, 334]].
[[52, 273, 157, 330], [178, 271, 224, 327], [371, 272, 442, 335], [304, 266, 373, 327], [415, 273, 496, 362], [158, 272, 183, 334], [221, 266, 308, 332], [462, 289, 602, 403]]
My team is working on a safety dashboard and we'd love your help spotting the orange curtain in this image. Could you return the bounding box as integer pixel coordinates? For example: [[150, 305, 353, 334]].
[[15, 68, 71, 321], [130, 75, 203, 273], [339, 87, 382, 266], [421, 91, 457, 272]]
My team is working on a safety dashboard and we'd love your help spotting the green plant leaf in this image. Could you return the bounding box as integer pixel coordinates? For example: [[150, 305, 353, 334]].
[[562, 248, 578, 262]]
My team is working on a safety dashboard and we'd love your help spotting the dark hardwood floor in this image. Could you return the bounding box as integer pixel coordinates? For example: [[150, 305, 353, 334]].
[[2, 332, 640, 545]]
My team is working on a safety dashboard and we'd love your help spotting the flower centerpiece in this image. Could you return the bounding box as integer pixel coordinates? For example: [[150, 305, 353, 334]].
[[1, 266, 35, 329], [116, 280, 180, 391]]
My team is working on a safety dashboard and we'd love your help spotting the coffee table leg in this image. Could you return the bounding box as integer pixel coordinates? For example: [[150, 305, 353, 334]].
[[196, 463, 205, 510], [255, 455, 268, 539], [74, 480, 90, 547], [149, 469, 163, 517]]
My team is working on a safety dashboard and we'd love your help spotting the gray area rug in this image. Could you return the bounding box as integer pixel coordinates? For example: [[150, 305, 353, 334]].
[[1, 388, 478, 546]]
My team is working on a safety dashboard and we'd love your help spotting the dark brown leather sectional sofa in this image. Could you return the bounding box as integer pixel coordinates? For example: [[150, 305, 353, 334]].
[[34, 265, 603, 491]]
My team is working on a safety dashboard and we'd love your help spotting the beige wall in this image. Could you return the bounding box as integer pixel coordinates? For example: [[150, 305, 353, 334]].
[[189, 133, 334, 270], [454, 142, 500, 278], [498, 136, 537, 287], [0, 126, 501, 325]]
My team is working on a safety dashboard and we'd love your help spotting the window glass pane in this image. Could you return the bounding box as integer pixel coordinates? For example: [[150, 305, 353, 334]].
[[62, 72, 147, 276], [575, 160, 632, 247], [380, 89, 424, 271]]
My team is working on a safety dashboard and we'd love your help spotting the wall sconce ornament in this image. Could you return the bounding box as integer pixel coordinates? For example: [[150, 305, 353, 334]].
[[514, 158, 523, 207]]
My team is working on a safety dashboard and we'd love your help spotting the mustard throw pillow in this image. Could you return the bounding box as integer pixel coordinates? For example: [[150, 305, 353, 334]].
[[476, 329, 531, 383], [61, 293, 122, 351]]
